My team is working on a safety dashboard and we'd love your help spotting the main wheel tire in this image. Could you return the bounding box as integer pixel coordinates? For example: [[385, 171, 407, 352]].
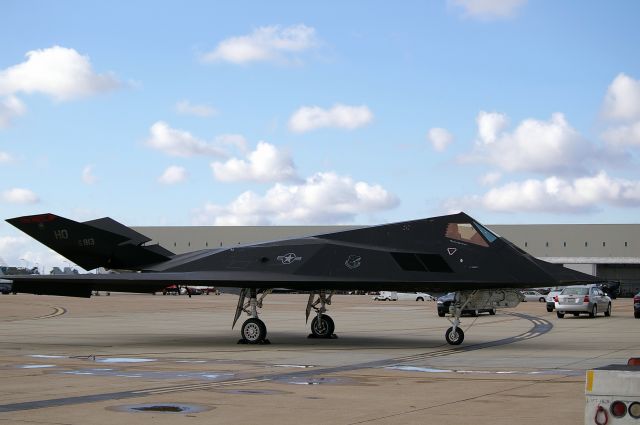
[[311, 314, 335, 338], [604, 303, 611, 317], [573, 313, 579, 317], [241, 318, 267, 344], [589, 305, 597, 318], [437, 310, 445, 317], [546, 306, 553, 312], [469, 310, 478, 317], [489, 309, 496, 315], [557, 311, 565, 318], [539, 297, 545, 302], [445, 327, 464, 345], [416, 297, 424, 302]]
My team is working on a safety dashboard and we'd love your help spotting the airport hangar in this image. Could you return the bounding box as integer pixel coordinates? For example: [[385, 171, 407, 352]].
[[132, 223, 640, 296]]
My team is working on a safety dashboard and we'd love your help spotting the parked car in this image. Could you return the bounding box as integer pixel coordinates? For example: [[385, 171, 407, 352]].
[[545, 288, 564, 312], [372, 291, 398, 301], [397, 292, 436, 301], [0, 281, 12, 295], [596, 281, 620, 299], [521, 290, 546, 302], [162, 285, 180, 295], [634, 291, 640, 319], [554, 285, 612, 318], [436, 292, 496, 317]]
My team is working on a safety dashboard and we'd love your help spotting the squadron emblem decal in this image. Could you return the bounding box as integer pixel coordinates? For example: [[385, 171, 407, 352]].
[[344, 255, 362, 269], [276, 252, 302, 265]]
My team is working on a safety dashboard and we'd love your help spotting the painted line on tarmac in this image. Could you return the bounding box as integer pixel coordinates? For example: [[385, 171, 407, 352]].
[[0, 312, 550, 413]]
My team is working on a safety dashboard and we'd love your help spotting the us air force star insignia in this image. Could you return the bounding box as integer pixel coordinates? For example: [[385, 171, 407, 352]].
[[276, 252, 302, 265], [447, 248, 457, 256], [345, 255, 362, 269]]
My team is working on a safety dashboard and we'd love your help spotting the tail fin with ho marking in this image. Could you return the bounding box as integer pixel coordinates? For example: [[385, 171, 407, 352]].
[[6, 213, 174, 271]]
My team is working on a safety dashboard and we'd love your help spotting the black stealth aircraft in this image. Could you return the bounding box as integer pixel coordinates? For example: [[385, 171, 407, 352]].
[[5, 212, 595, 345]]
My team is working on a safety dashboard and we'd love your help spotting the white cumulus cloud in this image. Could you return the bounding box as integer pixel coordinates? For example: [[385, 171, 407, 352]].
[[0, 95, 27, 128], [477, 111, 509, 145], [2, 188, 40, 204], [145, 121, 227, 158], [175, 100, 217, 117], [202, 24, 318, 64], [602, 121, 640, 148], [465, 111, 594, 174], [158, 165, 188, 184], [602, 73, 640, 122], [288, 104, 373, 133], [212, 141, 298, 183], [0, 46, 120, 101], [600, 73, 640, 149], [427, 127, 454, 152], [81, 165, 96, 185], [445, 171, 640, 214], [449, 0, 527, 20], [193, 172, 399, 225]]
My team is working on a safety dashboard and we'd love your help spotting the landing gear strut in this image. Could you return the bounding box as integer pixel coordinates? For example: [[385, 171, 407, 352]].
[[306, 290, 337, 338], [441, 289, 523, 346], [445, 290, 479, 346], [233, 288, 272, 344]]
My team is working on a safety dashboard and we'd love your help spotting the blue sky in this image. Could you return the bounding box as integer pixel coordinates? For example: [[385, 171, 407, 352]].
[[1, 0, 640, 269]]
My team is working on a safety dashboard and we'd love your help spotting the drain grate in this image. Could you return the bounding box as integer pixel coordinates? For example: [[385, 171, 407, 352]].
[[132, 405, 184, 412], [111, 403, 213, 414]]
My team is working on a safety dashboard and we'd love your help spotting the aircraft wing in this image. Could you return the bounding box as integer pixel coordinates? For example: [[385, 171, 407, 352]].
[[5, 259, 596, 298]]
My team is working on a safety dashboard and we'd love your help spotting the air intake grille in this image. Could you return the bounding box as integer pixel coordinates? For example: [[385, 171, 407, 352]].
[[390, 252, 452, 273]]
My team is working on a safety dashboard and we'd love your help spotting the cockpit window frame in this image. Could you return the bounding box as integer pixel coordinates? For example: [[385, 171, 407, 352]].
[[445, 222, 489, 247], [473, 221, 499, 243]]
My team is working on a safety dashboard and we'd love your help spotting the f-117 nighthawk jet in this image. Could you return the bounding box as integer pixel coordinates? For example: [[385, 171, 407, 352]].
[[5, 212, 595, 345]]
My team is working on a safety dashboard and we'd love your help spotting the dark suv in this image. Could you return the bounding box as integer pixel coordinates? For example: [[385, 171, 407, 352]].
[[634, 291, 640, 319], [436, 292, 496, 317], [0, 281, 12, 294]]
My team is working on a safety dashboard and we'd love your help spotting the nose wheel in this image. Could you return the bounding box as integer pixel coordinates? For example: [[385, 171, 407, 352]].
[[445, 326, 464, 345]]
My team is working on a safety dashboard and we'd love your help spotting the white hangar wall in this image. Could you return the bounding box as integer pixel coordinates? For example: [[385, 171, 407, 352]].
[[133, 224, 640, 296]]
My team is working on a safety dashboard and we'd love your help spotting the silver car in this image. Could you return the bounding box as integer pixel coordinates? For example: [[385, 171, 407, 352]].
[[555, 285, 612, 318]]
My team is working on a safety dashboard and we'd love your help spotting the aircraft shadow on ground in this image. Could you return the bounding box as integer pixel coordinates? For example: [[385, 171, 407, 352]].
[[22, 331, 560, 351]]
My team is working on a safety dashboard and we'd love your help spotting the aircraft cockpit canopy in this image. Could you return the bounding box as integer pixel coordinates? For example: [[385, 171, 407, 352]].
[[445, 221, 499, 247]]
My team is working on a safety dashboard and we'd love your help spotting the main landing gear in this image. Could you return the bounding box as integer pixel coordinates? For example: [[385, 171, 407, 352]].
[[306, 291, 337, 339], [232, 288, 338, 343], [233, 288, 272, 344]]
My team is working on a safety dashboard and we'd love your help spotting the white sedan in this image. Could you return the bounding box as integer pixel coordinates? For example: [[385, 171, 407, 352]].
[[521, 290, 546, 302], [397, 292, 436, 301]]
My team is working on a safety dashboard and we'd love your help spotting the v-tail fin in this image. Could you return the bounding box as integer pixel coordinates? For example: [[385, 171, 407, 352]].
[[6, 213, 174, 271]]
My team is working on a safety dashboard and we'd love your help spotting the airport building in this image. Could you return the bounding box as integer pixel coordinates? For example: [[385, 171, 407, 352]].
[[134, 223, 640, 296]]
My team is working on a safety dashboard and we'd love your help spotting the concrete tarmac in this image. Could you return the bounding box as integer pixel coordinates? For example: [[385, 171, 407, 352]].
[[1, 293, 638, 424]]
